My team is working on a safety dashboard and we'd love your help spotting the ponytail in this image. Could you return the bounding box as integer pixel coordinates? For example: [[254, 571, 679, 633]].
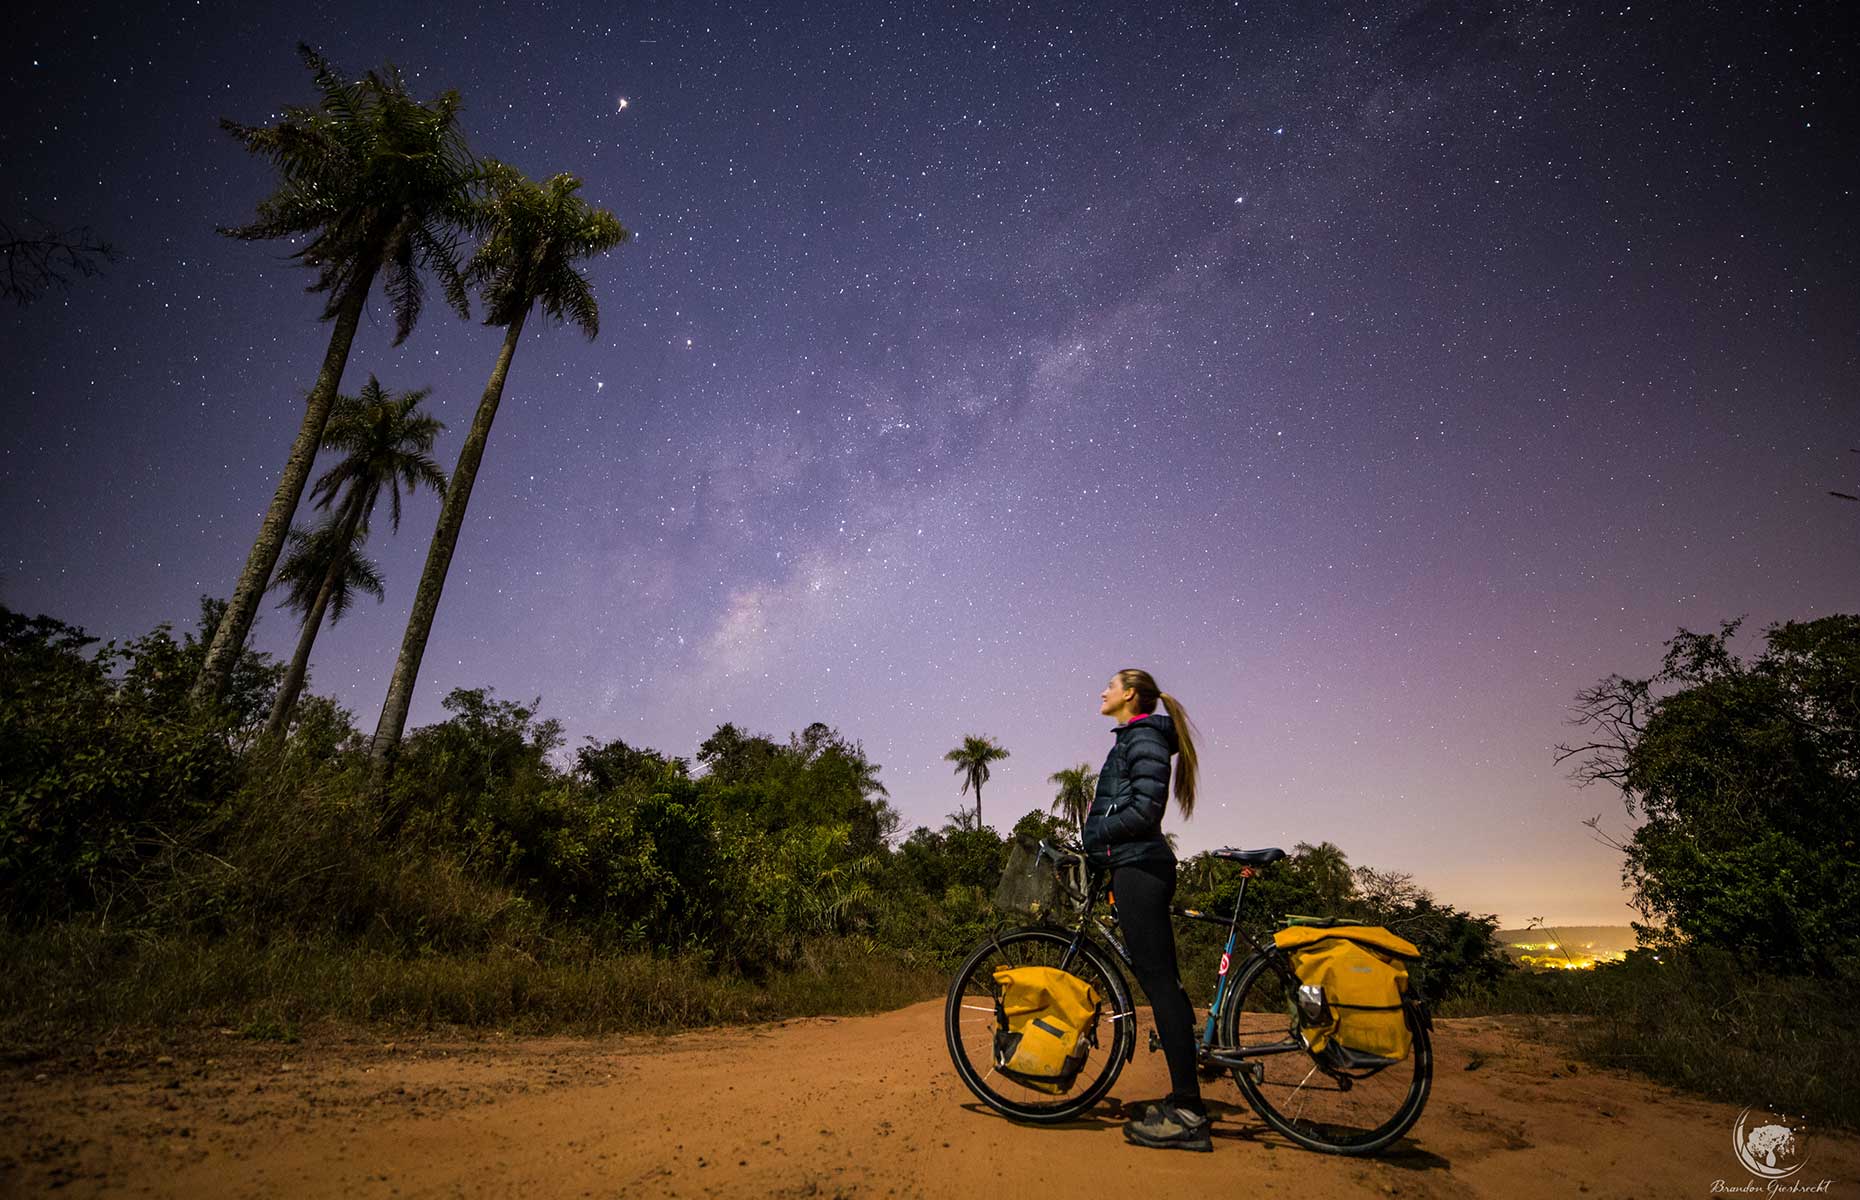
[[1116, 669, 1200, 818], [1157, 691, 1199, 818]]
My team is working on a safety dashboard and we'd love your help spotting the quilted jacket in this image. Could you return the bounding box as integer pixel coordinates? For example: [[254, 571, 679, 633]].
[[1081, 712, 1177, 871]]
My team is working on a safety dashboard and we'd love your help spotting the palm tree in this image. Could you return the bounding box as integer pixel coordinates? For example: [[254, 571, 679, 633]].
[[268, 520, 384, 721], [262, 379, 447, 739], [1046, 763, 1097, 833], [191, 44, 474, 710], [945, 735, 1010, 828], [369, 163, 628, 768], [1294, 840, 1356, 912]]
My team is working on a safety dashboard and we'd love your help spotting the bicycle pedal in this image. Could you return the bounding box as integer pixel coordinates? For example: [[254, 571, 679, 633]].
[[1148, 1030, 1162, 1054]]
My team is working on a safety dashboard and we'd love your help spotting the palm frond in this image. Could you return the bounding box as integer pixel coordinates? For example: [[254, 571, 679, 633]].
[[219, 46, 476, 333], [460, 162, 628, 333], [301, 376, 448, 541], [382, 227, 424, 345], [324, 552, 386, 624]]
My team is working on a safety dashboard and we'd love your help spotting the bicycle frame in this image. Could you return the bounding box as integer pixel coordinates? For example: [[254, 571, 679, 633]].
[[1037, 856, 1304, 1069], [957, 843, 1434, 1149], [1170, 864, 1276, 1047]]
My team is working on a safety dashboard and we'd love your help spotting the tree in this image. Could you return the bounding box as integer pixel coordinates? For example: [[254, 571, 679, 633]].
[[1012, 808, 1072, 846], [267, 520, 383, 720], [575, 736, 683, 791], [1559, 615, 1860, 973], [695, 722, 781, 785], [1, 606, 237, 918], [369, 162, 628, 768], [121, 597, 286, 750], [191, 44, 474, 710], [1, 215, 117, 305], [690, 720, 894, 853], [1046, 762, 1096, 833], [262, 379, 447, 739], [944, 734, 1009, 828], [1292, 840, 1357, 912]]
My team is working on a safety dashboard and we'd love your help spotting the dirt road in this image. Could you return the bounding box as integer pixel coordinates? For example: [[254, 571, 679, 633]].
[[3, 1002, 1854, 1198]]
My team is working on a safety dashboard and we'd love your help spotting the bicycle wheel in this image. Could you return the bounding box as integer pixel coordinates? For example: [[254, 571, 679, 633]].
[[1216, 950, 1432, 1155], [944, 926, 1136, 1123]]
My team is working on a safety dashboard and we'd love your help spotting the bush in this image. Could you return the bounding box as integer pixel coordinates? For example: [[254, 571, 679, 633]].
[[1441, 947, 1860, 1132], [0, 606, 241, 920], [1562, 616, 1860, 973], [1172, 844, 1515, 1007]]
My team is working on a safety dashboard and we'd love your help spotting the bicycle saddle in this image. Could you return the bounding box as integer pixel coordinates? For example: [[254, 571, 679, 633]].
[[1212, 847, 1286, 866]]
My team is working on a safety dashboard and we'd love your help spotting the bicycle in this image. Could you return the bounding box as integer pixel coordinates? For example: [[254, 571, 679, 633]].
[[943, 839, 1433, 1155]]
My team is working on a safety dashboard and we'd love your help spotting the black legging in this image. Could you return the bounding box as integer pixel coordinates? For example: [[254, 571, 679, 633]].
[[1113, 859, 1204, 1113]]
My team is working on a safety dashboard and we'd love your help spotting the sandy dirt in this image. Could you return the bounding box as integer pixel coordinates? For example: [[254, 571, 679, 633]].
[[3, 1002, 1855, 1198]]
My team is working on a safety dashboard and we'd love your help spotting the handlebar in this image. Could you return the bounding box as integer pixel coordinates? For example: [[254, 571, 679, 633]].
[[1037, 837, 1092, 902]]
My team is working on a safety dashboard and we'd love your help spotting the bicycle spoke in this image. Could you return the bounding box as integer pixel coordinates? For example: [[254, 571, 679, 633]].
[[943, 927, 1134, 1123], [1219, 953, 1432, 1154]]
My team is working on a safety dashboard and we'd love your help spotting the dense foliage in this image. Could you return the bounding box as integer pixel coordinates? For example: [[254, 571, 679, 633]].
[[1561, 615, 1860, 973], [1170, 841, 1513, 1007], [1, 601, 271, 918], [1, 600, 1515, 1010]]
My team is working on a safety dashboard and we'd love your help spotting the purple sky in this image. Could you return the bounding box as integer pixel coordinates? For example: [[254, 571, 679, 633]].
[[4, 2, 1854, 927]]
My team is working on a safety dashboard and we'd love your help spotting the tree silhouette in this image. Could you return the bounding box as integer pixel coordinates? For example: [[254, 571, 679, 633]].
[[0, 215, 117, 305], [192, 44, 474, 710], [1046, 762, 1097, 833], [944, 734, 1009, 828], [1293, 840, 1356, 912], [263, 379, 446, 739], [370, 163, 627, 769]]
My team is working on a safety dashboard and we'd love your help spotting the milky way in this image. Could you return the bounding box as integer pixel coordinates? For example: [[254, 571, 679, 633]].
[[3, 1, 1855, 924]]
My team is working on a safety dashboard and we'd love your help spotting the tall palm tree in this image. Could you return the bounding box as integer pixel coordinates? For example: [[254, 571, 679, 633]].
[[945, 735, 1010, 828], [191, 44, 474, 710], [1294, 840, 1356, 911], [269, 518, 384, 714], [369, 163, 628, 768], [1046, 763, 1097, 833], [262, 379, 447, 739]]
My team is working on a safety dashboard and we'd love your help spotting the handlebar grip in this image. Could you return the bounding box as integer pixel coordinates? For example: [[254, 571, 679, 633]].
[[1037, 837, 1085, 864]]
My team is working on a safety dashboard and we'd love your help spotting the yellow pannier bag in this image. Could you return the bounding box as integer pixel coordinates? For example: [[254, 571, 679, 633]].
[[991, 965, 1103, 1093], [1272, 925, 1419, 1065]]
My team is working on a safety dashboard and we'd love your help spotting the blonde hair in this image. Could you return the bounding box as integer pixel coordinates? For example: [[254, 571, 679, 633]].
[[1115, 668, 1199, 818]]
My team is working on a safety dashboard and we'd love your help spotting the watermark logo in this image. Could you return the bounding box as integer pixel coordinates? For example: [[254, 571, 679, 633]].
[[1711, 1106, 1834, 1195], [1732, 1107, 1807, 1180]]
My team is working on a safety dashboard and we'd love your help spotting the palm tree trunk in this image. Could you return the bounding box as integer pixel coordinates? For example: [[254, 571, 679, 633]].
[[190, 257, 380, 709], [265, 562, 340, 742], [369, 307, 530, 770], [976, 781, 983, 829], [263, 498, 366, 742]]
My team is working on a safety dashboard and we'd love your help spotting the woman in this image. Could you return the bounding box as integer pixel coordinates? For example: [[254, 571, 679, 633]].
[[1083, 668, 1210, 1152]]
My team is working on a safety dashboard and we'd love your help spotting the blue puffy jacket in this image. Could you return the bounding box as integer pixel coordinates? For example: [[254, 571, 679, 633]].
[[1081, 712, 1177, 870]]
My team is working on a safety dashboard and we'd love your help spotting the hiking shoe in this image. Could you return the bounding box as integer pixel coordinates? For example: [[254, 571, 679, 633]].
[[1123, 1102, 1212, 1152]]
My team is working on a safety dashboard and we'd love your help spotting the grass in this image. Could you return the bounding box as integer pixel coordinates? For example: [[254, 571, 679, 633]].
[[1439, 949, 1860, 1132], [7, 916, 1855, 1137], [0, 925, 948, 1053]]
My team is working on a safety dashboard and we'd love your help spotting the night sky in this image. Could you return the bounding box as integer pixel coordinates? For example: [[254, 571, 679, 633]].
[[4, 2, 1855, 926]]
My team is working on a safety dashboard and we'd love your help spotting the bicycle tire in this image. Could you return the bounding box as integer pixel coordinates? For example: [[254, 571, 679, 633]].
[[943, 926, 1136, 1124], [1216, 950, 1432, 1155]]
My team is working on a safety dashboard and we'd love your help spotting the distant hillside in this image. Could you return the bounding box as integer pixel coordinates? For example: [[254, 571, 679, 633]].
[[1495, 926, 1638, 970], [1495, 926, 1638, 951]]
